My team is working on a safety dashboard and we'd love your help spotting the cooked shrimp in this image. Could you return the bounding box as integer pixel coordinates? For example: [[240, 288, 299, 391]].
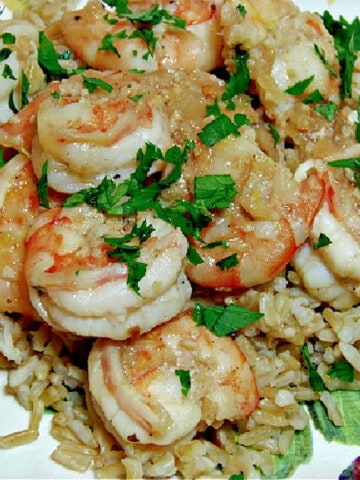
[[292, 156, 360, 309], [24, 206, 192, 339], [183, 127, 324, 289], [221, 0, 341, 159], [60, 0, 224, 73], [0, 153, 39, 315], [0, 70, 172, 193], [0, 18, 46, 123], [88, 311, 258, 446]]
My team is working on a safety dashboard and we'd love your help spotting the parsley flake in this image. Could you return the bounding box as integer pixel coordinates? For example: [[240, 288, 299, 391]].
[[175, 369, 191, 396], [285, 75, 314, 96], [327, 360, 354, 383], [194, 174, 237, 209], [193, 302, 264, 337], [105, 219, 154, 294], [313, 233, 332, 249], [37, 161, 50, 208], [301, 343, 325, 392], [82, 74, 113, 93]]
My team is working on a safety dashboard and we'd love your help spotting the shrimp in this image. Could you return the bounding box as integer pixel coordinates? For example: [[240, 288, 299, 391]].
[[0, 18, 46, 124], [0, 70, 172, 193], [24, 205, 192, 339], [183, 127, 324, 289], [59, 0, 224, 73], [220, 0, 341, 160], [88, 311, 258, 446], [0, 153, 39, 316], [292, 157, 360, 310]]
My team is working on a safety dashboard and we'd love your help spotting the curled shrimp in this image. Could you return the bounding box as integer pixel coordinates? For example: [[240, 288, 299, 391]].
[[0, 153, 39, 315], [59, 0, 224, 73], [293, 157, 360, 310], [88, 310, 258, 446], [183, 127, 324, 289], [221, 0, 341, 158], [0, 17, 46, 123], [24, 206, 192, 339], [0, 70, 172, 193]]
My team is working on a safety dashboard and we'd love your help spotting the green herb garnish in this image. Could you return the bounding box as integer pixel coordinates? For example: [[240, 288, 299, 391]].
[[193, 302, 263, 337], [285, 75, 314, 96], [313, 233, 332, 249], [194, 174, 237, 210], [327, 360, 354, 382], [175, 369, 191, 396], [301, 343, 325, 392], [37, 161, 50, 208], [82, 74, 113, 93], [105, 219, 154, 294]]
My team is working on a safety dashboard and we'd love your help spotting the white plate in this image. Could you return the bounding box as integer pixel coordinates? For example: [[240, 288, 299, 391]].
[[1, 0, 360, 479]]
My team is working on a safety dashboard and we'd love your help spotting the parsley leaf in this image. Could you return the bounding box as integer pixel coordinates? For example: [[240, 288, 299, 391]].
[[193, 302, 263, 337], [0, 149, 5, 168], [38, 31, 69, 80], [285, 75, 314, 95], [216, 253, 239, 270], [321, 12, 360, 98], [267, 123, 280, 145], [301, 343, 325, 392], [221, 48, 250, 102], [105, 219, 154, 294], [0, 48, 12, 61], [313, 232, 332, 249], [194, 174, 237, 209], [175, 369, 191, 396], [1, 32, 15, 44], [327, 360, 354, 383], [37, 161, 50, 208], [236, 5, 247, 18], [2, 63, 16, 80], [198, 113, 250, 147], [82, 74, 113, 93], [315, 101, 337, 121], [99, 31, 127, 57], [313, 43, 337, 77]]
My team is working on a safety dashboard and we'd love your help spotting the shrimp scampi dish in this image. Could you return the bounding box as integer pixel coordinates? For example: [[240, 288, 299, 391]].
[[0, 0, 360, 479]]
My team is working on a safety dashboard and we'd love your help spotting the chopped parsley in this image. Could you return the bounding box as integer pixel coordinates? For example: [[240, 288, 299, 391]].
[[313, 43, 337, 78], [301, 343, 325, 392], [236, 4, 247, 18], [216, 253, 239, 270], [194, 174, 237, 209], [37, 161, 50, 208], [315, 101, 337, 121], [198, 113, 250, 147], [321, 11, 360, 98], [175, 369, 191, 396], [285, 75, 314, 96], [327, 360, 354, 383], [267, 123, 280, 145], [313, 233, 332, 249], [82, 74, 113, 93], [100, 0, 185, 60], [0, 47, 12, 61], [302, 89, 324, 104], [1, 63, 16, 80], [328, 156, 360, 189], [99, 31, 127, 57], [0, 149, 5, 168], [193, 302, 264, 337], [105, 219, 155, 294], [221, 48, 250, 103], [38, 31, 69, 80], [1, 32, 15, 44]]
